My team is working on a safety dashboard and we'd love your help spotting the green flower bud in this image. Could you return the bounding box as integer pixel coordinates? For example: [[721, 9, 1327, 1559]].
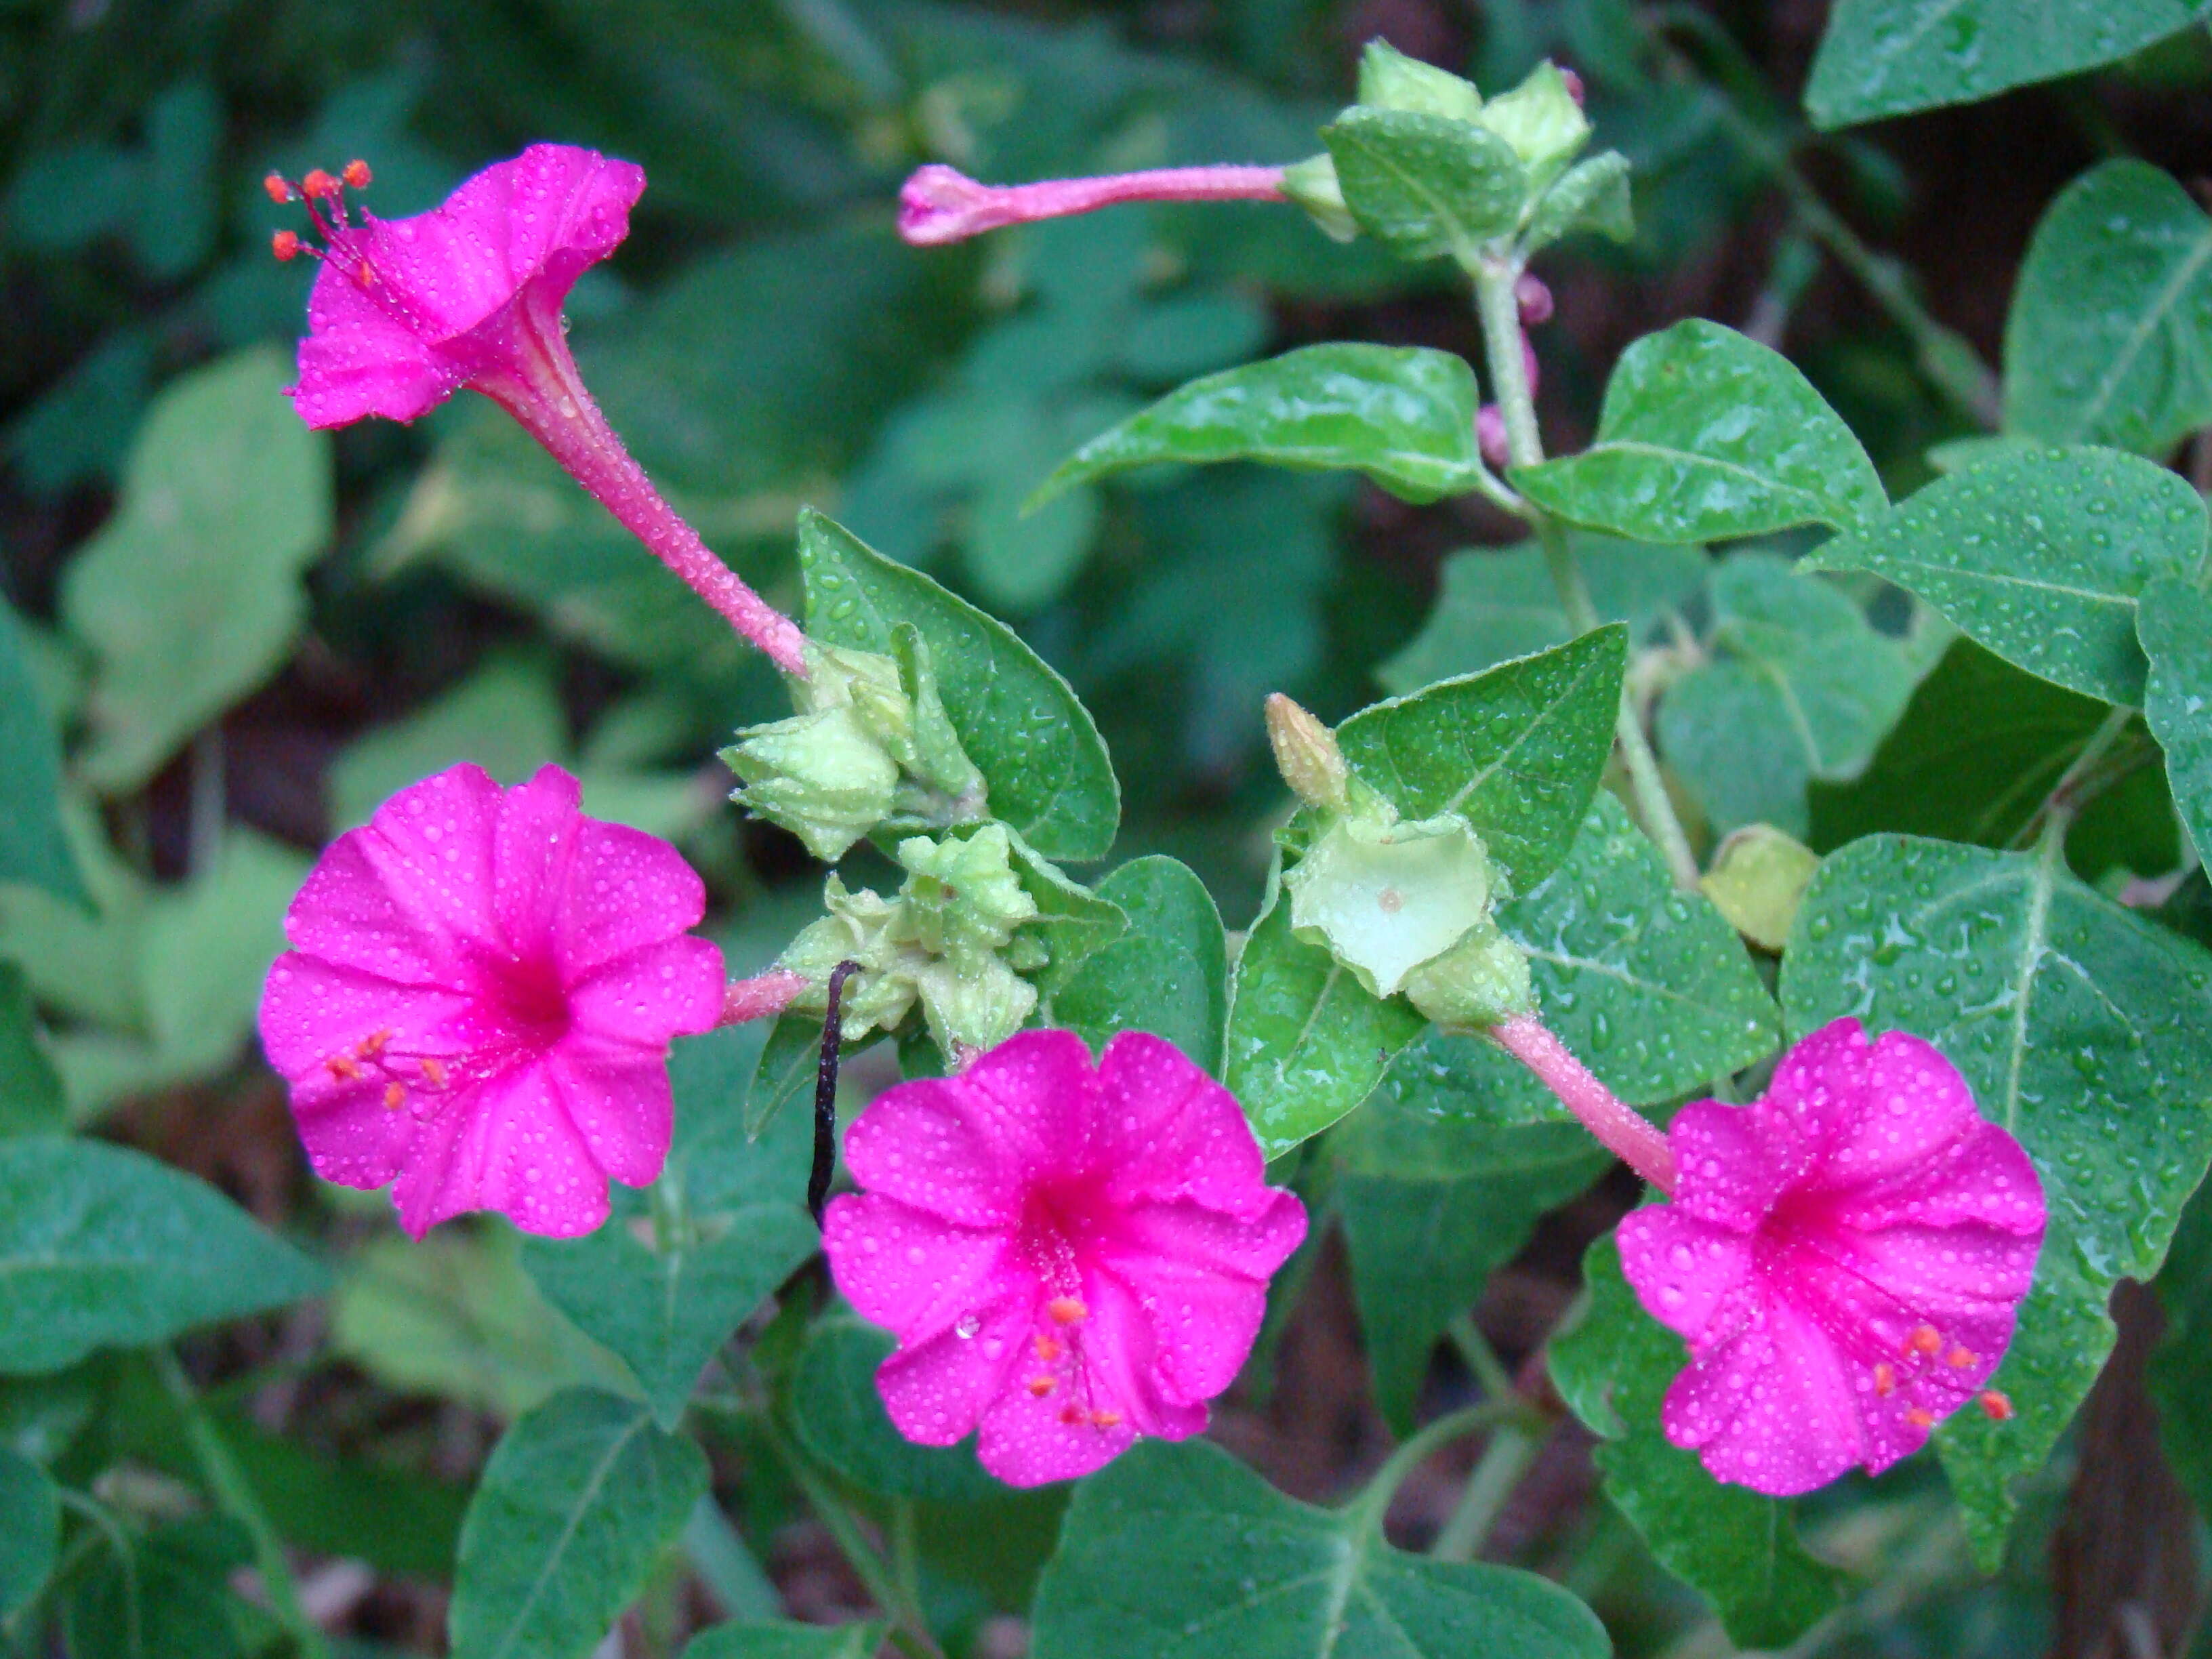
[[1401, 916, 1534, 1029], [912, 953, 1038, 1063], [1265, 693, 1351, 811], [722, 705, 900, 862], [779, 876, 920, 1039], [1356, 39, 1483, 123], [896, 825, 1038, 958], [1476, 62, 1591, 194], [1281, 155, 1359, 243], [1700, 823, 1821, 954], [1282, 806, 1500, 999]]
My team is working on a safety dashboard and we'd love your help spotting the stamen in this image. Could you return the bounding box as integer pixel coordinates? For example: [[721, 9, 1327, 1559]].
[[359, 1029, 390, 1057], [1979, 1391, 2015, 1422], [1046, 1296, 1087, 1326], [1904, 1407, 1935, 1429], [1905, 1324, 1943, 1357], [382, 1082, 406, 1110], [1059, 1405, 1086, 1427], [1032, 1334, 1062, 1362], [263, 173, 293, 205], [302, 168, 340, 201], [1872, 1361, 1896, 1397], [354, 260, 377, 289], [342, 159, 373, 189], [1091, 1409, 1122, 1429], [1946, 1346, 1978, 1369], [325, 1054, 362, 1081], [1025, 1376, 1055, 1397], [420, 1057, 449, 1088]]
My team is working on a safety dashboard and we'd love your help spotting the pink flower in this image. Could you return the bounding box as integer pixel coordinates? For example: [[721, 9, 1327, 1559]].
[[258, 764, 725, 1240], [1618, 1018, 2046, 1496], [823, 1029, 1306, 1486], [899, 162, 1288, 246], [274, 146, 804, 672]]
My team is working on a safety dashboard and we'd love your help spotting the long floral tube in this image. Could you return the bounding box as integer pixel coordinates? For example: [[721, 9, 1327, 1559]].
[[720, 967, 811, 1025], [1489, 1012, 1676, 1191], [899, 162, 1288, 245]]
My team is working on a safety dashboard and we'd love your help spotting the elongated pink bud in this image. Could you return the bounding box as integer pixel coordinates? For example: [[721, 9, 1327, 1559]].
[[899, 162, 1288, 246]]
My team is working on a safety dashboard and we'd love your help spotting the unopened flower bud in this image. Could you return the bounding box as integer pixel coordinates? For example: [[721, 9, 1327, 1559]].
[[1280, 155, 1358, 243], [1265, 694, 1350, 811], [1699, 824, 1822, 954], [1477, 62, 1593, 194], [1356, 39, 1485, 123], [1283, 808, 1503, 999], [722, 706, 899, 862], [896, 825, 1038, 958], [1402, 916, 1534, 1029], [911, 953, 1038, 1060], [1516, 272, 1554, 326]]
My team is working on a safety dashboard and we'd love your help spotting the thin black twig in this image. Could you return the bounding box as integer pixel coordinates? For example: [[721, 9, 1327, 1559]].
[[808, 960, 861, 1226]]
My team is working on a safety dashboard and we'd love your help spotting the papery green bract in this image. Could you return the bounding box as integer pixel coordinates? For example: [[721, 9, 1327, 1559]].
[[1513, 321, 1886, 543], [1028, 1438, 1610, 1659], [1782, 834, 2212, 1565], [1473, 62, 1591, 193], [2142, 576, 2212, 867], [1356, 39, 1484, 121], [1523, 150, 1635, 252], [1802, 445, 2207, 705], [1283, 808, 1502, 1000]]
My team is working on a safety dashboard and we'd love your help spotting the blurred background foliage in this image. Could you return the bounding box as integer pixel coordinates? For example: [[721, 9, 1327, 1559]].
[[4, 0, 2212, 1653]]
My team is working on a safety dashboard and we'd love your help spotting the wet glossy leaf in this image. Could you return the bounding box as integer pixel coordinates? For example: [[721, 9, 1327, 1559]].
[[0, 598, 81, 904], [0, 1136, 326, 1374], [1656, 552, 1920, 837], [449, 1389, 708, 1659], [0, 966, 63, 1137], [1050, 855, 1229, 1074], [798, 510, 1119, 862], [0, 1445, 56, 1615], [1781, 834, 2212, 1564], [788, 1316, 1002, 1504], [1029, 1437, 1610, 1658], [523, 1028, 820, 1429], [1512, 321, 1885, 543], [1807, 0, 2209, 129], [2005, 161, 2212, 457], [1801, 445, 2205, 704], [1338, 626, 1627, 891], [60, 346, 332, 793], [1380, 537, 1708, 691], [1551, 1237, 1843, 1648], [1323, 108, 1528, 263], [2140, 575, 2212, 867], [683, 1621, 889, 1659], [1038, 344, 1488, 506]]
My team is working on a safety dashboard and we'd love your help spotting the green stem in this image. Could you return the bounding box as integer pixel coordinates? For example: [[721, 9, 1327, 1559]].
[[1349, 1400, 1525, 1530], [2026, 704, 2136, 842], [1446, 1313, 1515, 1404], [1429, 1418, 1553, 1562], [765, 1420, 944, 1659], [152, 1349, 327, 1659], [1474, 265, 1703, 889]]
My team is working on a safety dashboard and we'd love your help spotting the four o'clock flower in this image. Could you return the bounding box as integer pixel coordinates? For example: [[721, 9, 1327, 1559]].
[[258, 764, 726, 1239], [270, 145, 805, 673], [821, 1028, 1306, 1486], [1614, 1018, 2045, 1496], [898, 161, 1289, 247]]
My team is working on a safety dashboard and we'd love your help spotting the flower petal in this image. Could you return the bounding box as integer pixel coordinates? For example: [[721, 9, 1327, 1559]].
[[388, 1061, 609, 1239], [823, 1193, 1014, 1345], [565, 936, 727, 1049], [1663, 1297, 1866, 1496], [1094, 1031, 1274, 1218], [959, 1027, 1101, 1176], [974, 1363, 1143, 1488], [290, 263, 468, 427], [1669, 1099, 1800, 1231], [552, 815, 712, 981], [872, 1285, 1031, 1449], [493, 765, 586, 962], [1761, 1016, 1877, 1167], [1617, 1205, 1755, 1344], [1822, 1120, 2047, 1241], [1089, 1237, 1275, 1405], [1805, 1029, 1984, 1191], [541, 1038, 676, 1189]]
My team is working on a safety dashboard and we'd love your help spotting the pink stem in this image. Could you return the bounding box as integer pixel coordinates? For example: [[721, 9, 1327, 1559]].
[[473, 288, 809, 676], [900, 163, 1287, 246], [720, 968, 811, 1026], [1490, 1014, 1677, 1193]]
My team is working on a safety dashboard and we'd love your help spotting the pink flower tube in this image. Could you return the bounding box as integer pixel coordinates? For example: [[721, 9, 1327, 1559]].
[[272, 147, 804, 672], [822, 1029, 1306, 1486], [258, 764, 725, 1239], [898, 162, 1287, 246]]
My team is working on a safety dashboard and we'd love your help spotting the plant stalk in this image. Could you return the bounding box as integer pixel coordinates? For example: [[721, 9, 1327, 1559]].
[[1429, 1418, 1553, 1563]]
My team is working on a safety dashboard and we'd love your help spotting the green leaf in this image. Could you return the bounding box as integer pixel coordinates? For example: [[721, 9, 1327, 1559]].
[[1512, 321, 1886, 543], [1656, 552, 1921, 838], [1004, 829, 1129, 996], [2005, 160, 2212, 457], [797, 510, 1119, 862], [2150, 1180, 2212, 1513], [1380, 537, 1706, 693], [449, 1389, 709, 1659], [1028, 1437, 1609, 1658], [1807, 0, 2210, 129], [0, 597, 81, 904], [60, 346, 332, 793], [1338, 626, 1627, 892], [0, 964, 63, 1136], [1524, 150, 1635, 250], [1049, 855, 1229, 1073], [0, 1136, 325, 1374], [1322, 108, 1530, 264], [1550, 1238, 1843, 1649], [1811, 638, 2179, 881], [1223, 884, 1427, 1159], [522, 1029, 820, 1430], [0, 1445, 56, 1616], [66, 1517, 254, 1659], [1780, 833, 2212, 1564], [1801, 444, 2206, 704], [746, 1009, 840, 1141], [788, 1316, 1002, 1504], [2141, 575, 2212, 867], [682, 1620, 890, 1659], [1037, 344, 1489, 506]]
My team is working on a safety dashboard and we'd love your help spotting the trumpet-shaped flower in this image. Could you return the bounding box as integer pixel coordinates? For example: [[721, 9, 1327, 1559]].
[[1618, 1018, 2045, 1496], [259, 764, 724, 1239], [823, 1029, 1305, 1486]]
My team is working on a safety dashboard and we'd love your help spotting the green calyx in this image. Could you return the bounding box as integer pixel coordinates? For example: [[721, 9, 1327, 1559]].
[[1357, 39, 1483, 122], [722, 635, 986, 862], [1473, 61, 1591, 194]]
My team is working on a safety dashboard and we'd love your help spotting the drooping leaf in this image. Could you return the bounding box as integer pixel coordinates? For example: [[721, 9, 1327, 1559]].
[[787, 1316, 1002, 1504], [2140, 575, 2212, 867], [0, 965, 63, 1137], [797, 509, 1119, 862], [1322, 108, 1528, 264], [1337, 626, 1627, 891], [522, 1027, 820, 1429], [449, 1389, 709, 1659], [1511, 321, 1886, 544], [1806, 0, 2209, 129], [0, 598, 81, 904], [60, 346, 332, 793], [2005, 160, 2212, 457], [1037, 344, 1490, 506], [1801, 445, 2206, 705], [1028, 1437, 1609, 1658], [1550, 1238, 1843, 1649], [1049, 855, 1229, 1074], [0, 1445, 56, 1616], [1781, 833, 2212, 1564], [682, 1621, 890, 1659], [0, 1136, 326, 1374]]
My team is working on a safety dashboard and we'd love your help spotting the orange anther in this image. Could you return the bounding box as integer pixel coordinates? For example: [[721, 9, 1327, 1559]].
[[325, 1054, 362, 1081], [1906, 1324, 1942, 1357], [1046, 1296, 1087, 1326], [1979, 1390, 2015, 1422], [420, 1057, 449, 1088], [1946, 1346, 1978, 1370], [382, 1082, 406, 1110], [1032, 1334, 1062, 1363], [1059, 1405, 1086, 1427], [302, 168, 338, 200], [359, 1029, 390, 1057], [1025, 1376, 1055, 1397], [270, 228, 300, 261], [1091, 1409, 1122, 1429], [1872, 1362, 1896, 1397], [1904, 1408, 1936, 1429], [264, 172, 293, 204], [342, 159, 373, 189], [354, 260, 377, 288]]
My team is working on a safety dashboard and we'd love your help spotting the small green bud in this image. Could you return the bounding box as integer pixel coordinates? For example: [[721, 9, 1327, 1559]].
[[722, 705, 900, 862], [1265, 693, 1350, 811], [1401, 916, 1534, 1029], [779, 877, 919, 1039], [1476, 62, 1591, 194], [1700, 824, 1821, 954], [896, 825, 1039, 958], [1283, 807, 1499, 999], [912, 953, 1038, 1063], [1281, 155, 1359, 243], [1356, 40, 1483, 123]]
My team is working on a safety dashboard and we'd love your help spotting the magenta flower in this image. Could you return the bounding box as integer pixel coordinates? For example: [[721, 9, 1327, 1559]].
[[822, 1029, 1305, 1486], [274, 145, 804, 673], [899, 162, 1288, 246], [258, 763, 725, 1240], [1617, 1018, 2046, 1496]]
